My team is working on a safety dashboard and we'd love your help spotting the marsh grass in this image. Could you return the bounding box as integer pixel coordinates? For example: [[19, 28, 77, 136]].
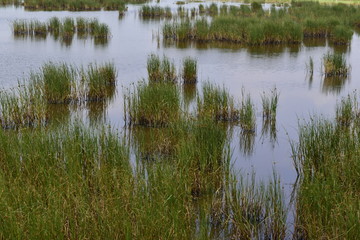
[[39, 62, 76, 104], [125, 81, 181, 127], [261, 88, 279, 121], [147, 54, 177, 83], [182, 57, 197, 84], [140, 5, 172, 18], [335, 93, 358, 127], [48, 17, 60, 35], [323, 52, 350, 77], [84, 63, 117, 101], [0, 83, 47, 129], [240, 90, 256, 132], [13, 18, 110, 42], [163, 2, 360, 47], [197, 82, 239, 122], [291, 97, 360, 238], [330, 25, 353, 45]]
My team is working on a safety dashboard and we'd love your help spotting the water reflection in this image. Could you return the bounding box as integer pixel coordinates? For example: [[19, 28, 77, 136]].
[[239, 130, 255, 156], [47, 103, 71, 125], [183, 83, 196, 106], [303, 38, 326, 48], [322, 75, 349, 95], [261, 118, 277, 148]]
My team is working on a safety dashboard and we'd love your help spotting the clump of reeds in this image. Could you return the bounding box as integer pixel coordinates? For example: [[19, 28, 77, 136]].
[[48, 17, 61, 35], [323, 52, 349, 77], [118, 2, 128, 16], [140, 5, 172, 18], [240, 90, 256, 132], [125, 81, 181, 127], [335, 93, 358, 127], [330, 25, 353, 45], [12, 20, 28, 35], [61, 17, 75, 39], [291, 99, 360, 238], [147, 54, 176, 83], [226, 172, 287, 240], [197, 82, 239, 122], [39, 62, 76, 103], [0, 82, 48, 129], [261, 87, 279, 121], [84, 62, 117, 101], [182, 57, 197, 84]]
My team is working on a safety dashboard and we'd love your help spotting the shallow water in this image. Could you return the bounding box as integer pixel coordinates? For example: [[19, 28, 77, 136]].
[[1, 2, 359, 227]]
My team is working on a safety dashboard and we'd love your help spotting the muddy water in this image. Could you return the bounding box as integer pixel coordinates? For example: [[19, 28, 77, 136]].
[[1, 2, 360, 214]]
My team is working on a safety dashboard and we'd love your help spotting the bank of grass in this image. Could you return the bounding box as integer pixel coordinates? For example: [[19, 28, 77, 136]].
[[23, 0, 146, 11], [292, 93, 360, 239], [163, 1, 359, 46]]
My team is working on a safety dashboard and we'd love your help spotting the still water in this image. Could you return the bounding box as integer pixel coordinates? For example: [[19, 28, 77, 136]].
[[0, 2, 359, 214]]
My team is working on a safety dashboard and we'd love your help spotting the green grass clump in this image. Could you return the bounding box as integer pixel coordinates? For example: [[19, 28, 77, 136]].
[[261, 87, 279, 121], [61, 17, 75, 39], [125, 82, 181, 127], [76, 17, 89, 35], [48, 17, 61, 35], [330, 25, 353, 45], [291, 97, 360, 238], [140, 5, 172, 18], [84, 63, 117, 101], [39, 62, 77, 104], [118, 2, 128, 16], [323, 52, 349, 77], [30, 20, 47, 36], [147, 54, 177, 83], [182, 57, 197, 84], [240, 90, 256, 132], [12, 20, 28, 35], [197, 83, 239, 122], [335, 93, 358, 127], [0, 82, 47, 129]]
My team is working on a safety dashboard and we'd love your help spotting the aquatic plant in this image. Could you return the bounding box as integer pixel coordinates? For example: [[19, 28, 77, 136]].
[[330, 25, 353, 45], [147, 54, 176, 83], [197, 82, 239, 122], [323, 52, 349, 77], [61, 17, 75, 39], [335, 93, 358, 127], [240, 90, 256, 132], [48, 17, 61, 35], [261, 88, 279, 121], [125, 81, 181, 127], [182, 57, 197, 84], [292, 100, 360, 238], [140, 5, 172, 18], [39, 62, 76, 103]]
